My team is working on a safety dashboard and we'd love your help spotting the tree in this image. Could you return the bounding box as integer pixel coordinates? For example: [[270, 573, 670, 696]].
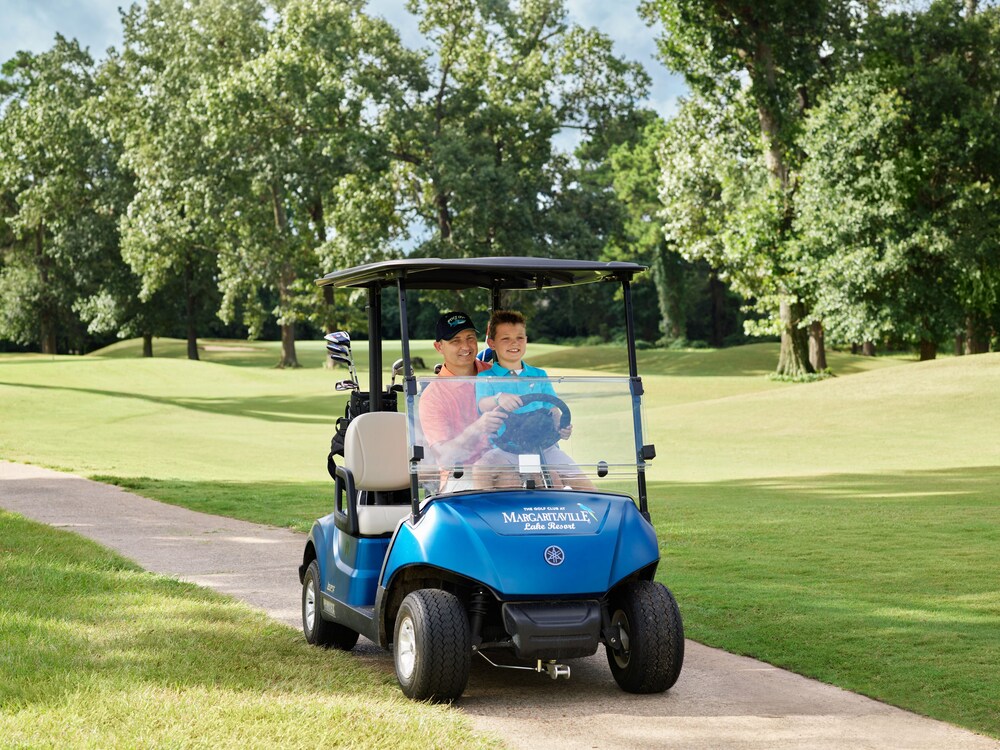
[[108, 0, 268, 361], [0, 38, 120, 354], [796, 0, 1000, 359], [642, 0, 860, 374], [205, 0, 417, 367], [388, 0, 649, 267], [603, 114, 692, 342]]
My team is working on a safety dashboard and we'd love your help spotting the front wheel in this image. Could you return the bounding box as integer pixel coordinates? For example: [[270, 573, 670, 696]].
[[302, 560, 359, 651], [393, 589, 471, 702], [606, 580, 684, 693]]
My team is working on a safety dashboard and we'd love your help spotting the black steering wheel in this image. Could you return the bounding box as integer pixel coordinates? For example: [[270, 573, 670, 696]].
[[491, 393, 571, 454]]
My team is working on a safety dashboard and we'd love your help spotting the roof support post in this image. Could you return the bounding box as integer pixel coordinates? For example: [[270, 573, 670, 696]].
[[367, 284, 383, 405]]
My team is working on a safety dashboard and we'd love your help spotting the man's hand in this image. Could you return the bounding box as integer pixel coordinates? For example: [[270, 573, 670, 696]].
[[475, 407, 508, 436]]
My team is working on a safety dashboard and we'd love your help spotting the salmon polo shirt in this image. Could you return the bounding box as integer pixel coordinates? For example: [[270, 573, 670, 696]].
[[418, 359, 492, 479]]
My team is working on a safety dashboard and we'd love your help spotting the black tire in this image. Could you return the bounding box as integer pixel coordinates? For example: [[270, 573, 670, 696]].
[[606, 580, 684, 693], [393, 589, 471, 702], [302, 560, 360, 651]]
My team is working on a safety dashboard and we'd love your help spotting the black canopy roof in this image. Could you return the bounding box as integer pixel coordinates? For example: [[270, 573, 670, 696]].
[[316, 257, 646, 291]]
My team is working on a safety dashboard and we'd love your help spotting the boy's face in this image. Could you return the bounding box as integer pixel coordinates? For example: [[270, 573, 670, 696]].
[[488, 322, 527, 370]]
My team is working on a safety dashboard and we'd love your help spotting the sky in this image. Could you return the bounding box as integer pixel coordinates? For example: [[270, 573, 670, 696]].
[[0, 0, 686, 118]]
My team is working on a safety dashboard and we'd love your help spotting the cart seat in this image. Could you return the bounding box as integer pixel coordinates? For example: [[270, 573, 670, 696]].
[[344, 412, 411, 536]]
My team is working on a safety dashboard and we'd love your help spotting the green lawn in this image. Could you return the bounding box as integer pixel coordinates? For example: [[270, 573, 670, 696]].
[[2, 339, 999, 740], [0, 512, 496, 749]]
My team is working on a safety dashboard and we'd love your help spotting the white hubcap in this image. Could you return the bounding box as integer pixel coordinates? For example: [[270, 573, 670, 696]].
[[397, 616, 416, 679], [305, 578, 316, 632]]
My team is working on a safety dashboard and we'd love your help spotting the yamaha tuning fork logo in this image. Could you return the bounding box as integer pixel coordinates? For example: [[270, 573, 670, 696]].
[[544, 545, 565, 566]]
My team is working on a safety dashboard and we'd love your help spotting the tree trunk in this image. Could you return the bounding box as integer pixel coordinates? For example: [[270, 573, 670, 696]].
[[710, 271, 726, 347], [808, 321, 827, 371], [862, 341, 876, 357], [776, 298, 813, 377], [919, 339, 937, 361], [269, 188, 301, 369], [276, 267, 301, 369], [436, 189, 453, 243], [183, 258, 199, 361], [278, 322, 300, 369], [35, 224, 58, 355], [39, 316, 57, 355], [142, 334, 153, 358], [955, 332, 965, 356], [651, 244, 686, 341], [752, 41, 791, 194], [965, 314, 990, 354]]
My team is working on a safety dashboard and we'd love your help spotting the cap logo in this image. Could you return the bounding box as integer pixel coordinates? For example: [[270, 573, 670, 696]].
[[448, 315, 466, 327]]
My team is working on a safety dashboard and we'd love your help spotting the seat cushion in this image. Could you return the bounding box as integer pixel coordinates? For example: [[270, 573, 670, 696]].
[[344, 412, 409, 491]]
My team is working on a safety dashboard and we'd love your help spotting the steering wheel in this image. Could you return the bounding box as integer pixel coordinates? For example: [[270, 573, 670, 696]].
[[491, 393, 572, 454]]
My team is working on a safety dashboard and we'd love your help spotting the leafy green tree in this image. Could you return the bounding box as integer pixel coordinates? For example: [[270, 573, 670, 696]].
[[603, 114, 693, 342], [107, 0, 267, 361], [205, 0, 417, 367], [797, 0, 1000, 359], [389, 0, 649, 265], [642, 0, 859, 374], [0, 38, 120, 354]]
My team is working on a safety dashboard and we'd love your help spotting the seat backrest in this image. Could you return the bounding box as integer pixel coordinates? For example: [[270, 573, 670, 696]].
[[344, 411, 409, 491]]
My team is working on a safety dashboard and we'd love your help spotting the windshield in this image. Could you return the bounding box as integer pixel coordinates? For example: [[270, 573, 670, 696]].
[[406, 375, 646, 499]]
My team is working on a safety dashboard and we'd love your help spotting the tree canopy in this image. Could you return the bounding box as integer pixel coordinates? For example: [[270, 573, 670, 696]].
[[1, 0, 998, 362]]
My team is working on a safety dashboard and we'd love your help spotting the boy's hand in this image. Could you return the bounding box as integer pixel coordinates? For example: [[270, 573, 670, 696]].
[[550, 408, 572, 440], [494, 393, 522, 411]]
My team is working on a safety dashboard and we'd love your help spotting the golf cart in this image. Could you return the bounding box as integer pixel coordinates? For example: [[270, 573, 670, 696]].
[[299, 257, 683, 701]]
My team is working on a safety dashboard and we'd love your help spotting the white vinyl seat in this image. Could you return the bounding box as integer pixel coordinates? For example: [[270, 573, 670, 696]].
[[343, 412, 411, 536]]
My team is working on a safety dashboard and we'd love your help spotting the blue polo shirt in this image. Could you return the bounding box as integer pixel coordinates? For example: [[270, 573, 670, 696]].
[[475, 361, 558, 417]]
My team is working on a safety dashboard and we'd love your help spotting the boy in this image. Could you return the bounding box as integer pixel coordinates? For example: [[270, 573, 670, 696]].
[[473, 310, 593, 490]]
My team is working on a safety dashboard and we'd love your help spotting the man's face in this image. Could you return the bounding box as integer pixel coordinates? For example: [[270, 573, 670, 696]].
[[488, 322, 527, 370], [434, 328, 479, 373]]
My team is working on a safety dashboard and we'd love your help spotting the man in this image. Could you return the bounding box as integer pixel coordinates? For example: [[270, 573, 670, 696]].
[[417, 311, 507, 492]]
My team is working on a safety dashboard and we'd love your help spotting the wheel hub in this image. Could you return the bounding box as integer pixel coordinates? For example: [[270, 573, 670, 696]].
[[305, 578, 316, 632], [397, 616, 416, 679], [610, 610, 631, 669]]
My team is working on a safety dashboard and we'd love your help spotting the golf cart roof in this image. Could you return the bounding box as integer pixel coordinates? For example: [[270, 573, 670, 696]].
[[316, 257, 646, 291]]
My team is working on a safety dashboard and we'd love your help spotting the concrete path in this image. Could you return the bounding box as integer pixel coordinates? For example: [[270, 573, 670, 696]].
[[2, 460, 997, 750]]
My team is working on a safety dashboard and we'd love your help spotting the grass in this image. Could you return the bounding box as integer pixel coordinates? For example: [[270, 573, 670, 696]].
[[649, 468, 1000, 737], [0, 511, 497, 749], [2, 338, 999, 740]]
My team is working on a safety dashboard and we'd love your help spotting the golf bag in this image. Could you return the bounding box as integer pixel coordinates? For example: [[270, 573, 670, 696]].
[[326, 390, 398, 478]]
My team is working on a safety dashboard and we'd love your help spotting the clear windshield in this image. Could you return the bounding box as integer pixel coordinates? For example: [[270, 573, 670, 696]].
[[406, 375, 646, 498]]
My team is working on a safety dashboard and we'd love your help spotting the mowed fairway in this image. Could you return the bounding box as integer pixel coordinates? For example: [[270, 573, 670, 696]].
[[2, 340, 999, 740]]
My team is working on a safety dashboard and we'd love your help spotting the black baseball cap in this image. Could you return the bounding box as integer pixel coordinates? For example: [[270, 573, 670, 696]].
[[435, 311, 479, 341]]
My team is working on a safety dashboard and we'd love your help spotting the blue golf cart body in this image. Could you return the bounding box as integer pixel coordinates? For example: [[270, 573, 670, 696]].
[[299, 257, 683, 701]]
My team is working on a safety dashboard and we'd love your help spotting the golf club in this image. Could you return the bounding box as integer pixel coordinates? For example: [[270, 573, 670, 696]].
[[334, 379, 358, 391], [325, 341, 358, 386], [325, 331, 351, 349], [390, 358, 405, 391], [325, 342, 351, 359]]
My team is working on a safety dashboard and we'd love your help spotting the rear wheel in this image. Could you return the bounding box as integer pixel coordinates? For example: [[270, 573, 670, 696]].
[[302, 560, 359, 651], [606, 580, 684, 693], [393, 589, 471, 702]]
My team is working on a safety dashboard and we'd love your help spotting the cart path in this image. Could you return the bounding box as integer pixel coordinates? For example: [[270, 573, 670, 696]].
[[2, 461, 997, 750]]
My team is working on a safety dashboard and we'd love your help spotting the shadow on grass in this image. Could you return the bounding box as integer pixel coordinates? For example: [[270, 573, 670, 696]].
[[0, 380, 341, 425], [649, 465, 1000, 738]]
